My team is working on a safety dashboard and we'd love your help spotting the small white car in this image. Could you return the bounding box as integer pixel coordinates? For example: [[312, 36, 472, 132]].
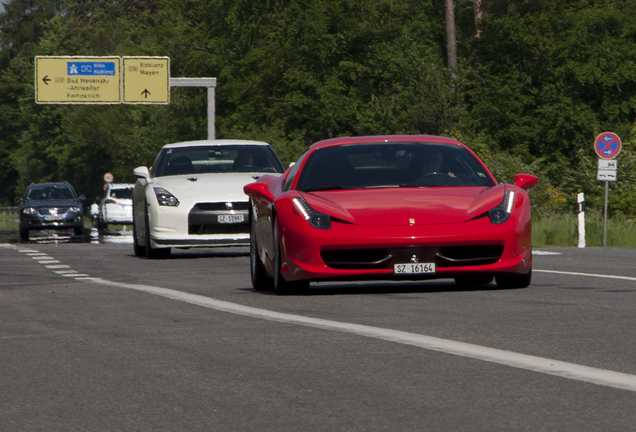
[[132, 139, 285, 258], [99, 183, 134, 228]]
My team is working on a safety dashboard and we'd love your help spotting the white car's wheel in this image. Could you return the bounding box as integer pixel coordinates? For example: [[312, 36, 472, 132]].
[[132, 216, 146, 257]]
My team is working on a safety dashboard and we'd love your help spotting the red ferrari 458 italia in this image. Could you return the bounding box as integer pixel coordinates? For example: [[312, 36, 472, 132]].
[[244, 135, 538, 295]]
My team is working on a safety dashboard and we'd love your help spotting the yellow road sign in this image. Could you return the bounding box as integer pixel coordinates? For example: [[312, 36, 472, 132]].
[[122, 57, 170, 104], [35, 56, 121, 104]]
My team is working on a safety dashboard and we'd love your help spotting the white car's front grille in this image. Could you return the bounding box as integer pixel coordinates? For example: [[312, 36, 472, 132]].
[[188, 202, 249, 235]]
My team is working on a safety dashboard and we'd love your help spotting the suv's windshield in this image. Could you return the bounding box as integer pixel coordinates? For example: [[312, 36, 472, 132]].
[[296, 142, 496, 192], [26, 186, 75, 201], [154, 145, 284, 177]]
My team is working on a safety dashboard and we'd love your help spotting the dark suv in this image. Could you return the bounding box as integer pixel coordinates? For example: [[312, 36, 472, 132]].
[[19, 182, 86, 240]]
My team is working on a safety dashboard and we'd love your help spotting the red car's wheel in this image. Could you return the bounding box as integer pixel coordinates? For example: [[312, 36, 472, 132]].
[[273, 217, 309, 295]]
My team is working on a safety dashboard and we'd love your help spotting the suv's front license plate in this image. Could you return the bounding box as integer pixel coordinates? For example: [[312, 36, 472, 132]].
[[394, 263, 435, 274]]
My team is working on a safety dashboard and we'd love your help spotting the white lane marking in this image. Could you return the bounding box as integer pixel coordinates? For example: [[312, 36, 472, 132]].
[[535, 269, 636, 282], [533, 250, 562, 256], [45, 264, 70, 269], [85, 277, 636, 393]]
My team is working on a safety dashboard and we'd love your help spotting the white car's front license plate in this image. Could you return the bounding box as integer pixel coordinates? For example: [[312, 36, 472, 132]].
[[394, 263, 435, 274], [218, 214, 245, 224]]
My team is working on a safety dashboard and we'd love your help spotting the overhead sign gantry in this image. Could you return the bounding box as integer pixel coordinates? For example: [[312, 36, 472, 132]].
[[34, 56, 216, 138], [35, 56, 170, 104]]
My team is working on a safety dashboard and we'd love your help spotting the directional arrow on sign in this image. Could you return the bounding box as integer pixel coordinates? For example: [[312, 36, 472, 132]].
[[141, 89, 151, 98], [42, 75, 51, 85]]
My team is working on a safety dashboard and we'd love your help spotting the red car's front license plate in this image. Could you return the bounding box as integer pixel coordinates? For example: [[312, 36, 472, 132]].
[[394, 263, 436, 274]]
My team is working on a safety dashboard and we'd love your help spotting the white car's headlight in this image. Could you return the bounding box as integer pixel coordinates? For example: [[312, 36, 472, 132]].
[[22, 207, 37, 215], [69, 206, 81, 213], [488, 190, 515, 225], [153, 187, 180, 207]]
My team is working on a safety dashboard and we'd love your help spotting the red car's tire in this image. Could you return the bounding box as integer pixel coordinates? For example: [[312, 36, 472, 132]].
[[250, 214, 273, 291]]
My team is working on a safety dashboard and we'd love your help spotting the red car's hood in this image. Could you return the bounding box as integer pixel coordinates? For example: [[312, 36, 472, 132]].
[[302, 187, 505, 226]]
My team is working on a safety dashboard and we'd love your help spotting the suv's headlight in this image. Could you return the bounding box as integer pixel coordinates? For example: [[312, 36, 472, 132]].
[[292, 197, 331, 230], [153, 187, 180, 207], [488, 190, 515, 225], [69, 206, 81, 213], [22, 207, 37, 215]]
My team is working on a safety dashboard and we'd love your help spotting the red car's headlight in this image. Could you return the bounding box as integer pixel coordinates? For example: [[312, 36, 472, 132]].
[[292, 197, 332, 230], [488, 190, 515, 225]]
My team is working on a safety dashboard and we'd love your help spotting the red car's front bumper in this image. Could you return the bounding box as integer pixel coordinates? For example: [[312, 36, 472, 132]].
[[277, 210, 532, 283]]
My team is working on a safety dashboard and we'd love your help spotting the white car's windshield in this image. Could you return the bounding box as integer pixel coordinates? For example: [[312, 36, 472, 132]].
[[296, 142, 496, 192], [154, 145, 284, 177]]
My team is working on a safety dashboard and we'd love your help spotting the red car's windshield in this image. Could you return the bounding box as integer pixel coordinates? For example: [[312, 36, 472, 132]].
[[296, 142, 496, 192]]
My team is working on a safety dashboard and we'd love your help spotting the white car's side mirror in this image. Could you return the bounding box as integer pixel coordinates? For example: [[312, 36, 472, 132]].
[[133, 166, 150, 181]]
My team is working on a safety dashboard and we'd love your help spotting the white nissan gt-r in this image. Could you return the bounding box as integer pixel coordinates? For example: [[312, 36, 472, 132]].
[[132, 139, 285, 259]]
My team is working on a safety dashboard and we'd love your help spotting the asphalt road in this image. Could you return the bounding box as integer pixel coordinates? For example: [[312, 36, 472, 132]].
[[1, 238, 636, 431]]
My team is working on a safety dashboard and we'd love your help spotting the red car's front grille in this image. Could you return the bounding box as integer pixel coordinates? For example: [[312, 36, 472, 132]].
[[321, 245, 504, 270]]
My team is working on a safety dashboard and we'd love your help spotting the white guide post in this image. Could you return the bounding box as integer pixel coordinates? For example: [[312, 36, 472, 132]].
[[577, 192, 585, 248]]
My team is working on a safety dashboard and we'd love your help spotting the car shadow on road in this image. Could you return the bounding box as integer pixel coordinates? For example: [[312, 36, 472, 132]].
[[166, 248, 250, 260], [247, 280, 512, 296]]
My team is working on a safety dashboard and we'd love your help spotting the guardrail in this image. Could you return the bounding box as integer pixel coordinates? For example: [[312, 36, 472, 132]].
[[0, 207, 20, 240]]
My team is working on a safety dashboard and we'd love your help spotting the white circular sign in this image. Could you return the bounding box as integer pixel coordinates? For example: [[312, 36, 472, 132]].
[[104, 172, 114, 183]]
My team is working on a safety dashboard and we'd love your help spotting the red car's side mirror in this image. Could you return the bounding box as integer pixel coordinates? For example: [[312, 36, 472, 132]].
[[514, 174, 538, 190], [244, 181, 275, 201]]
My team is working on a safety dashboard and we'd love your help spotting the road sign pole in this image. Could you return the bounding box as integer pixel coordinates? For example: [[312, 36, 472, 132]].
[[593, 132, 620, 248], [208, 85, 216, 141], [603, 181, 609, 247]]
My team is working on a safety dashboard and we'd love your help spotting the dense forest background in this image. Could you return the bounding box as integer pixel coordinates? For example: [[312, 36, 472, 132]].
[[1, 0, 635, 216]]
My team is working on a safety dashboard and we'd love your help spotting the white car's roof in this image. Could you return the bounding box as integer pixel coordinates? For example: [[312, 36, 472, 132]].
[[108, 183, 134, 189], [161, 139, 272, 149]]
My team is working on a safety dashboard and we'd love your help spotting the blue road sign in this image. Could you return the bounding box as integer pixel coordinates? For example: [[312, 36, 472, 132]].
[[67, 61, 116, 76], [594, 132, 621, 159]]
